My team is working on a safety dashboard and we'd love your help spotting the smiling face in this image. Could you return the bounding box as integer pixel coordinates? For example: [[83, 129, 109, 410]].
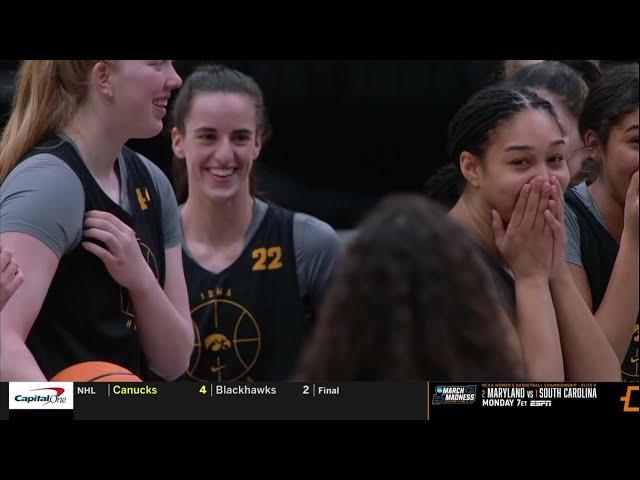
[[109, 60, 182, 139], [475, 108, 570, 224], [172, 92, 262, 203], [593, 107, 640, 206]]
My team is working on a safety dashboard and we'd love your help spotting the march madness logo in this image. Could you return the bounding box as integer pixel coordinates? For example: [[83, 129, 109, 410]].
[[9, 382, 74, 410], [432, 385, 477, 405]]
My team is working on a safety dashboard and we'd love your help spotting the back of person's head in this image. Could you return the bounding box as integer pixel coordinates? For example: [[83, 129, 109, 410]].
[[424, 85, 559, 208], [294, 194, 524, 381], [0, 60, 97, 184], [574, 63, 639, 184], [508, 61, 589, 121], [500, 60, 544, 79], [500, 60, 600, 87], [170, 63, 270, 203], [556, 60, 602, 88]]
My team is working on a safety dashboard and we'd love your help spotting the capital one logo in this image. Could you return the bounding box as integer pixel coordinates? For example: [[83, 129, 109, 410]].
[[9, 382, 74, 410], [619, 385, 639, 413]]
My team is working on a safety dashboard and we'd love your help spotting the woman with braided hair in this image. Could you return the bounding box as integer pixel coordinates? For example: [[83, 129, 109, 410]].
[[425, 85, 619, 381]]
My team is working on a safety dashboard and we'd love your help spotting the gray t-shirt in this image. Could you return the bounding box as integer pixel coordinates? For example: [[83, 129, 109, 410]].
[[181, 197, 343, 311], [0, 133, 181, 259], [565, 181, 610, 267]]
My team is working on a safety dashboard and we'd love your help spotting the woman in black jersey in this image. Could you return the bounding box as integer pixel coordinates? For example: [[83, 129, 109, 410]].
[[424, 85, 619, 381], [170, 64, 341, 381], [565, 64, 639, 381], [0, 61, 194, 381]]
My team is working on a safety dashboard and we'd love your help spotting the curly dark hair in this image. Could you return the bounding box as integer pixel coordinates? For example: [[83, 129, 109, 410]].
[[294, 195, 524, 381]]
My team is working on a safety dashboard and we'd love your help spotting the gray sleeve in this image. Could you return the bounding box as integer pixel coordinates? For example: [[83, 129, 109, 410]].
[[293, 213, 343, 312], [564, 203, 583, 267], [136, 154, 182, 249], [0, 154, 85, 258]]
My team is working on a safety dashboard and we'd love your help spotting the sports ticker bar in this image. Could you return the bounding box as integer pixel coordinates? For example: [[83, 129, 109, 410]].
[[2, 382, 638, 420]]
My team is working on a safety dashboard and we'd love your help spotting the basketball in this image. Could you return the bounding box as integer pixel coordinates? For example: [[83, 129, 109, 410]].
[[50, 361, 142, 382]]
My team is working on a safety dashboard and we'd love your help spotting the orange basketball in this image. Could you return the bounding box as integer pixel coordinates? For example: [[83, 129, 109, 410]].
[[50, 361, 142, 382]]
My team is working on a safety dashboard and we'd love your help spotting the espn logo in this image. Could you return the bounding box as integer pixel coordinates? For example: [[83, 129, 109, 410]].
[[530, 400, 551, 407]]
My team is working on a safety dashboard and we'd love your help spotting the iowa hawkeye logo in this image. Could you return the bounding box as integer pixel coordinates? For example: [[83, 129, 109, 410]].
[[187, 296, 261, 382]]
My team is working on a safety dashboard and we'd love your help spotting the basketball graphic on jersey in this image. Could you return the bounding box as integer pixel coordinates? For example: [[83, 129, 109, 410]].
[[188, 298, 261, 381], [120, 236, 160, 328], [137, 236, 159, 278], [622, 323, 639, 380]]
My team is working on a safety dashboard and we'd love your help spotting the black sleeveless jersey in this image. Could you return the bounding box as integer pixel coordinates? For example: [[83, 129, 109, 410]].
[[25, 134, 166, 379], [566, 189, 638, 381], [181, 204, 310, 381]]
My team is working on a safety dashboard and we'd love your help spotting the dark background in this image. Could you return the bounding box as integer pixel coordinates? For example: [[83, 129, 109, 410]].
[[0, 60, 505, 229]]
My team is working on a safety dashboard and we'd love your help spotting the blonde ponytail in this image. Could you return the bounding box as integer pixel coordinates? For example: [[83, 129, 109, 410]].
[[0, 60, 97, 183]]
